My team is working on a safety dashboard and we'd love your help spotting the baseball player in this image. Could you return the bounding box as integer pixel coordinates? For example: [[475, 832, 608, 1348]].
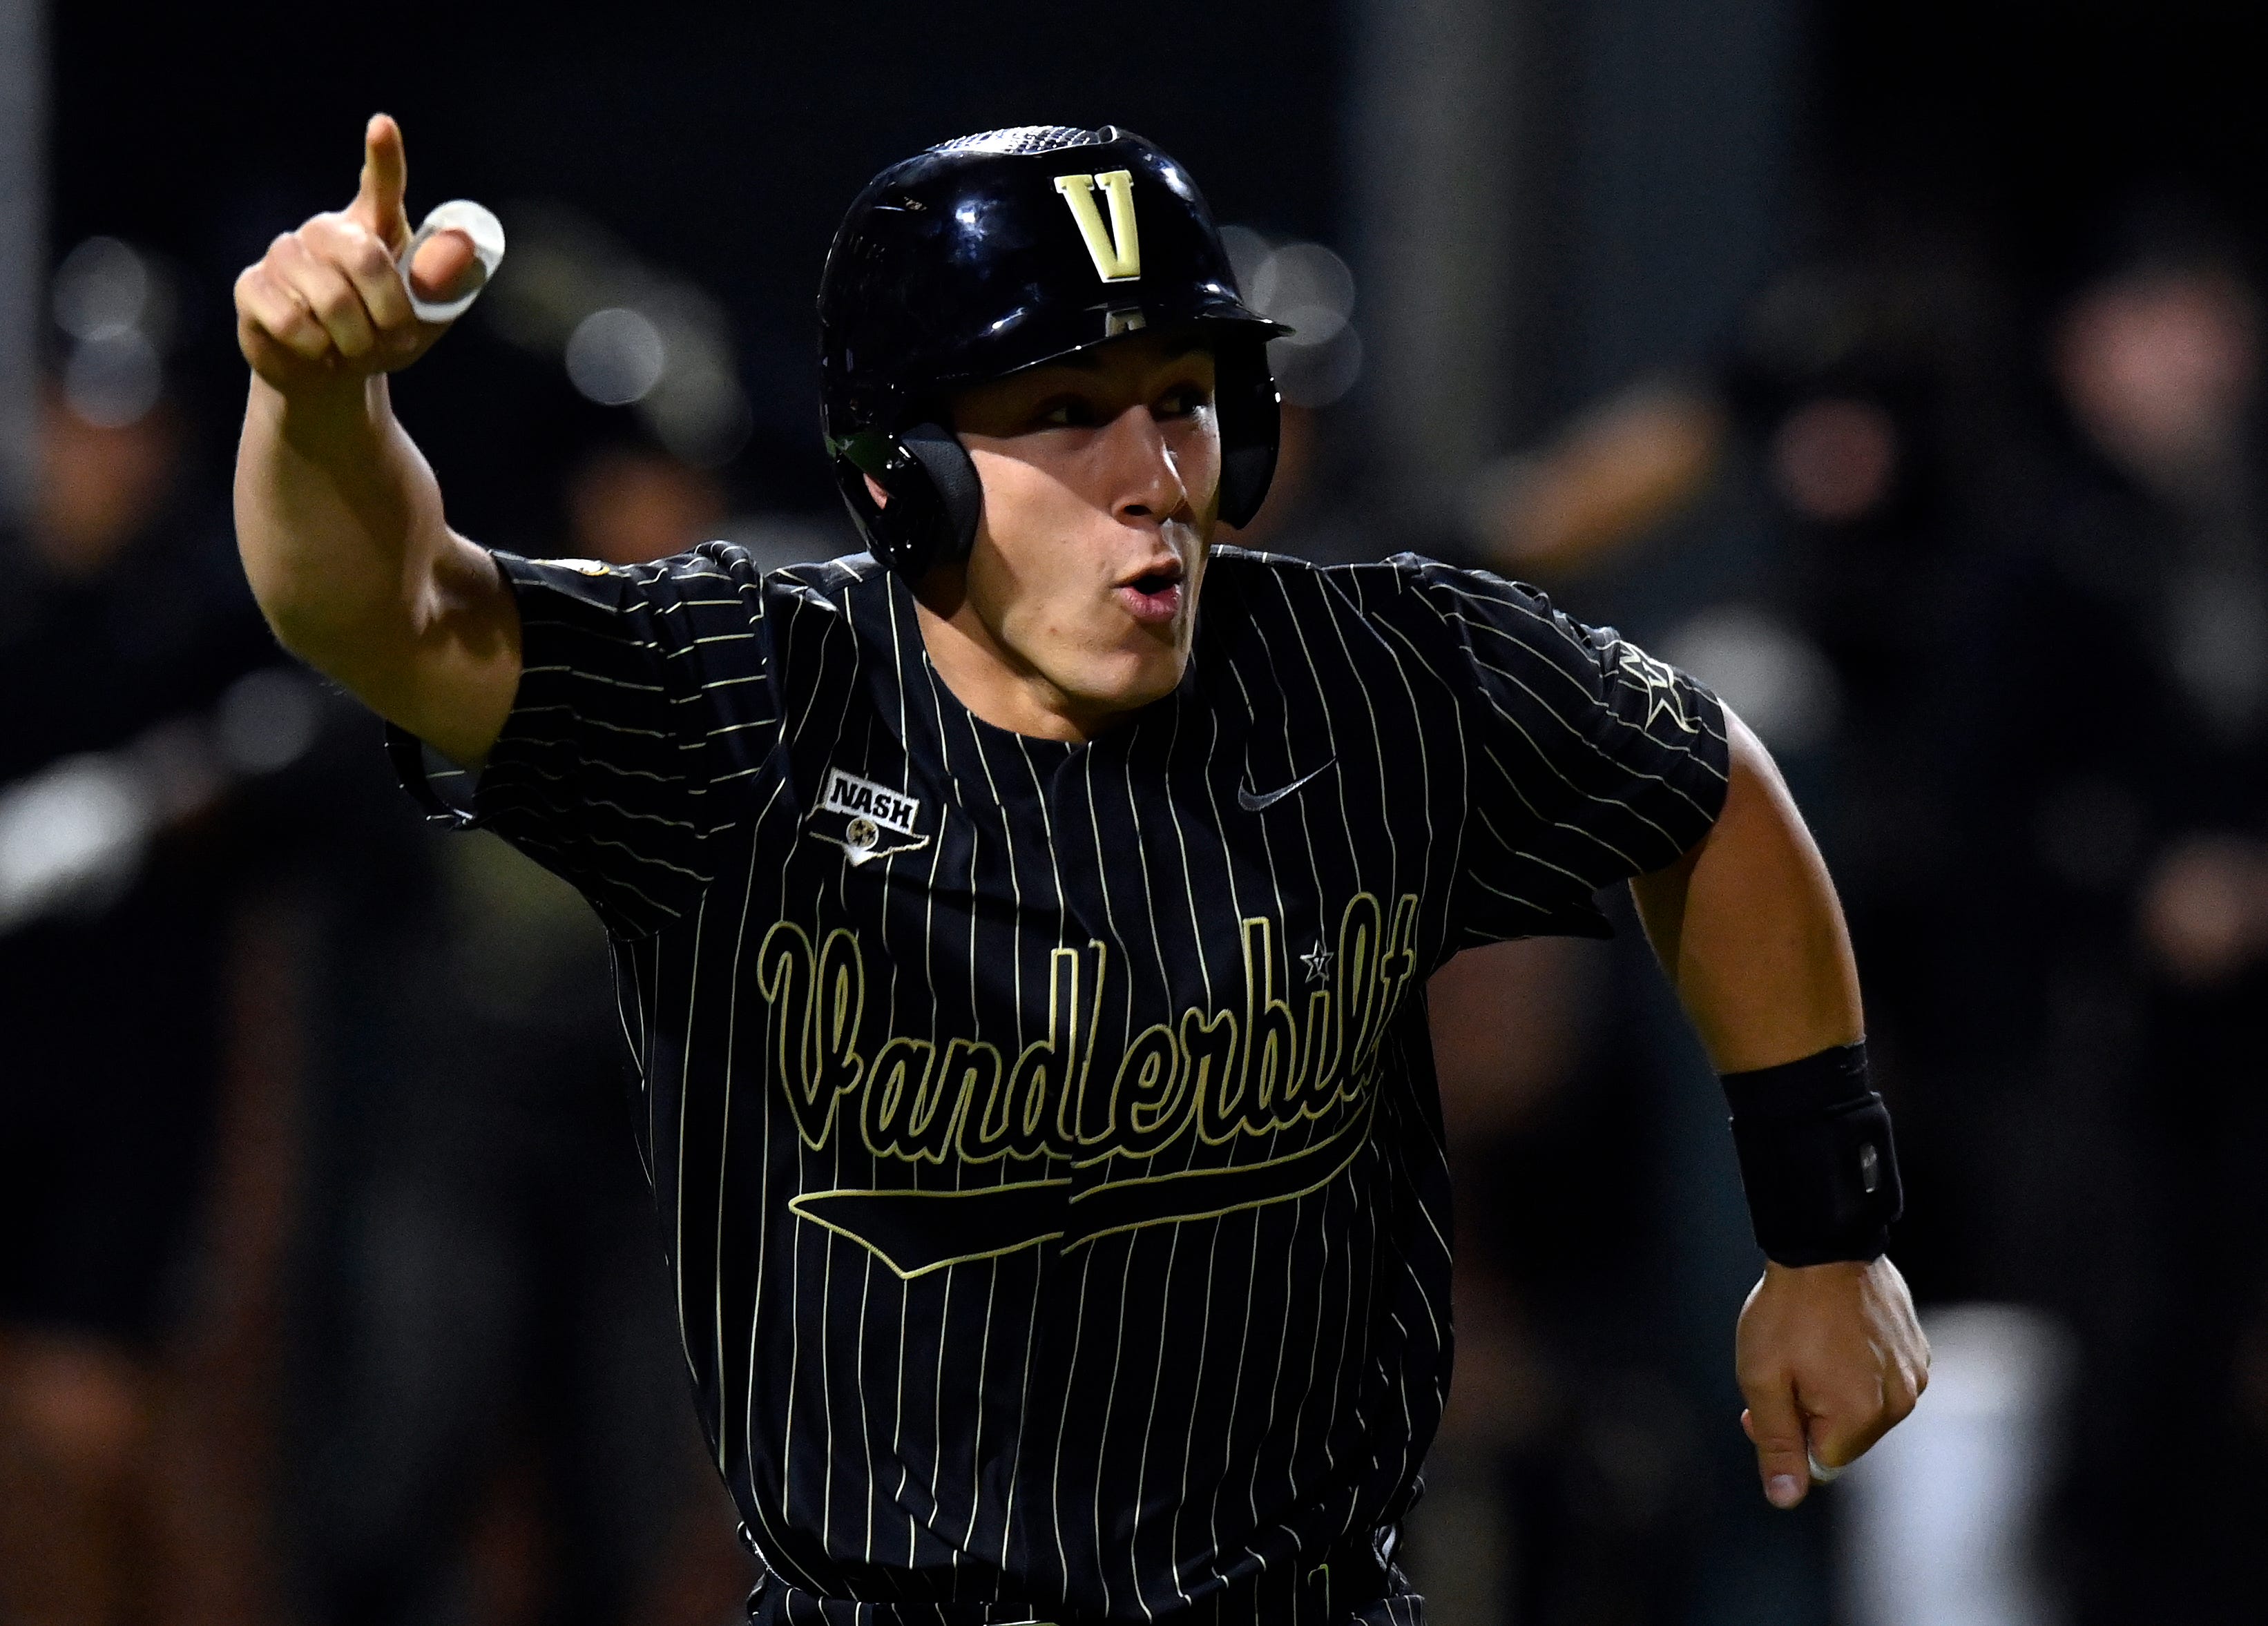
[[233, 115, 1926, 1625]]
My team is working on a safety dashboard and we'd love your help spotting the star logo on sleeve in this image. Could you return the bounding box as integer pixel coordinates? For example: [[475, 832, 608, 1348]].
[[1615, 643, 1700, 735]]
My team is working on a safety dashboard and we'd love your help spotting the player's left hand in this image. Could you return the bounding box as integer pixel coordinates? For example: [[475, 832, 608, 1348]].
[[1734, 1255, 1928, 1508]]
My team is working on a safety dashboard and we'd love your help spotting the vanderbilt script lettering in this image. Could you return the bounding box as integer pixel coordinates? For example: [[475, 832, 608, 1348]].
[[756, 893, 1423, 1169]]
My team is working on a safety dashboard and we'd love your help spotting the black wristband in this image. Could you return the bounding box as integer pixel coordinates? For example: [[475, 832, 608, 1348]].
[[1721, 1041, 1902, 1267]]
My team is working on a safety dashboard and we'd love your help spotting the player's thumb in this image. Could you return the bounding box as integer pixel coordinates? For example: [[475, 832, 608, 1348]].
[[348, 113, 412, 252], [407, 229, 480, 309], [1741, 1384, 1814, 1509]]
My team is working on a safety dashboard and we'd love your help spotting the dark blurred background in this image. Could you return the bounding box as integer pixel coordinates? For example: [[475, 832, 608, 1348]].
[[6, 2, 2268, 1623]]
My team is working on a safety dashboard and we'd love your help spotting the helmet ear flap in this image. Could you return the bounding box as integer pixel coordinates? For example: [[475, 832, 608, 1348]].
[[833, 423, 983, 579], [898, 423, 983, 563], [1214, 339, 1282, 530]]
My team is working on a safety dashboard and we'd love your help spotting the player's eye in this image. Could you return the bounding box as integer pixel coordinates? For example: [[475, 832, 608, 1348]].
[[1035, 395, 1099, 429], [1155, 382, 1211, 419]]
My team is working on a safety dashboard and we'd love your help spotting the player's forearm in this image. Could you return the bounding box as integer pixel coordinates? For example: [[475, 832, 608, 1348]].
[[1631, 709, 1862, 1072], [233, 374, 515, 761], [236, 371, 447, 657]]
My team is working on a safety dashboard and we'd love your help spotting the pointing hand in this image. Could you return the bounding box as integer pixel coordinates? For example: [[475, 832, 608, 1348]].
[[233, 115, 481, 391]]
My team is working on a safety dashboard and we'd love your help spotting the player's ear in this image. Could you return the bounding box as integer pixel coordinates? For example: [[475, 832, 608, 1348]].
[[865, 474, 890, 509]]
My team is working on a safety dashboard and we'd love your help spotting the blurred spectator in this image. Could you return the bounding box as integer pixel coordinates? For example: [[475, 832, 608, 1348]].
[[1444, 236, 2043, 1623], [0, 362, 277, 1623], [1467, 381, 1729, 580], [1472, 240, 2031, 1301], [1967, 218, 2268, 1622], [1446, 211, 2268, 1621], [566, 443, 727, 571], [1720, 251, 2032, 1307]]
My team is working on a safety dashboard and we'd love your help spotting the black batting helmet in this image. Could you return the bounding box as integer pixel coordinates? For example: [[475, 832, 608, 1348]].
[[818, 125, 1289, 578]]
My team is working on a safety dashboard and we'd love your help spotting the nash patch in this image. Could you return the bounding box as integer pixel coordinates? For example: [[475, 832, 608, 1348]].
[[810, 766, 930, 867], [823, 768, 920, 835]]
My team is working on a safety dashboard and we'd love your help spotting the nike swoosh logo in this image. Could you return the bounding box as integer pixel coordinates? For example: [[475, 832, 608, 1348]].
[[1237, 758, 1336, 812]]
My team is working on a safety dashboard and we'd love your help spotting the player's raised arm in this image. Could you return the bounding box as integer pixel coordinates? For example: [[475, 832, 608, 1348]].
[[1630, 710, 1930, 1510], [233, 114, 518, 768]]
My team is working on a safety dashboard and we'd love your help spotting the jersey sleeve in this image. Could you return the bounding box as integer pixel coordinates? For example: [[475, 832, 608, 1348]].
[[1361, 554, 1731, 945], [392, 543, 779, 936]]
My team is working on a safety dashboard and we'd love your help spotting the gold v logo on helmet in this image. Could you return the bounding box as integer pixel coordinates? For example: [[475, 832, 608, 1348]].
[[1052, 170, 1142, 282]]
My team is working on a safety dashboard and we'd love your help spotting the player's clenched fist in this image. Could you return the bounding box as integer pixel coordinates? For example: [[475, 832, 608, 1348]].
[[233, 114, 478, 391], [1736, 1255, 1929, 1507]]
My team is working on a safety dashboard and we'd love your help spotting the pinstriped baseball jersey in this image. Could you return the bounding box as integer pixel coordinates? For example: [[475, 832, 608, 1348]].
[[398, 542, 1729, 1626]]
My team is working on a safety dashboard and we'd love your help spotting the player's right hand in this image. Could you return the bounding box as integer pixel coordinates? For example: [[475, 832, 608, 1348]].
[[233, 114, 480, 393]]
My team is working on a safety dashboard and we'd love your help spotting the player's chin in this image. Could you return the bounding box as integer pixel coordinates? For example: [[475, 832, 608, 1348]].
[[1071, 643, 1188, 716]]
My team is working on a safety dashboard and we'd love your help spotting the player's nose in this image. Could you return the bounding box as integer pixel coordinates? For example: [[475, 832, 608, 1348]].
[[1097, 403, 1189, 528]]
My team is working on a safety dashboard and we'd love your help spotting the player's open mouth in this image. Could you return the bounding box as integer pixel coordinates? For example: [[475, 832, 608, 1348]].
[[1115, 561, 1184, 625]]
